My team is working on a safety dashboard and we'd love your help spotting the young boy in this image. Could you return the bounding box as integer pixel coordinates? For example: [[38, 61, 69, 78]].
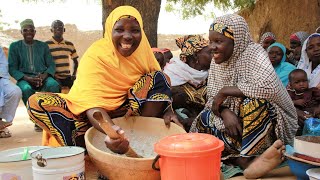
[[46, 20, 79, 89], [287, 69, 320, 132]]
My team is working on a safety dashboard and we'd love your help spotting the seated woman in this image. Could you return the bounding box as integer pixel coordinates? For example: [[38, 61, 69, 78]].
[[297, 33, 320, 88], [259, 32, 276, 50], [163, 35, 213, 131], [288, 31, 309, 66], [267, 42, 296, 86], [27, 6, 181, 151], [297, 33, 320, 122], [190, 14, 298, 179]]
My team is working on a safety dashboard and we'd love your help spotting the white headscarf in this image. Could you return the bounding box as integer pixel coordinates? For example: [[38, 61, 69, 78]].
[[164, 57, 208, 86], [297, 33, 320, 88]]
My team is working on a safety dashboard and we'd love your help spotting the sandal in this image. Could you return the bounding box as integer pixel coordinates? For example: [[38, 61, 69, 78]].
[[0, 121, 12, 130], [0, 128, 12, 138]]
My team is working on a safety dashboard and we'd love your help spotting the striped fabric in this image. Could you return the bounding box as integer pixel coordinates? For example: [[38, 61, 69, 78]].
[[46, 38, 78, 79], [196, 98, 277, 159]]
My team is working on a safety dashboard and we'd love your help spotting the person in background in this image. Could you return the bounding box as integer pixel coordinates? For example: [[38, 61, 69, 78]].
[[297, 33, 320, 88], [267, 42, 295, 87], [27, 6, 182, 151], [151, 48, 166, 69], [287, 69, 320, 135], [288, 31, 309, 66], [190, 14, 298, 179], [0, 47, 22, 138], [259, 32, 276, 50], [46, 20, 79, 89], [164, 35, 212, 131], [161, 48, 173, 64], [8, 19, 60, 132]]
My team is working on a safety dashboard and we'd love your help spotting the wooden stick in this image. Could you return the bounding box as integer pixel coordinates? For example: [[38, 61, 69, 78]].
[[92, 110, 142, 158]]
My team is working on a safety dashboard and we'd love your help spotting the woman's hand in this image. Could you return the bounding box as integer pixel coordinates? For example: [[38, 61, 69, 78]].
[[212, 86, 245, 117], [104, 125, 129, 154], [212, 91, 227, 117], [221, 108, 242, 139], [163, 109, 184, 128]]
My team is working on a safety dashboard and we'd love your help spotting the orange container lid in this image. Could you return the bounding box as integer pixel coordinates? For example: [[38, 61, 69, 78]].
[[154, 133, 224, 157]]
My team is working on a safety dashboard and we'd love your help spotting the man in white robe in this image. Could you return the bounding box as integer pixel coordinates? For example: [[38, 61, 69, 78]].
[[0, 46, 22, 138]]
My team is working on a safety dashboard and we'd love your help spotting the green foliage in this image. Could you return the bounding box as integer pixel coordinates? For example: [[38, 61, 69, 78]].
[[166, 0, 255, 19]]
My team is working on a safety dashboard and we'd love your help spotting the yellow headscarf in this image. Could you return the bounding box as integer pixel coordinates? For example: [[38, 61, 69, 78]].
[[61, 6, 161, 115]]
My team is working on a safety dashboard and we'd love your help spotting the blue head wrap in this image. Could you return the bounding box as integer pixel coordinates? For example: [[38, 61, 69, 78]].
[[267, 42, 286, 63]]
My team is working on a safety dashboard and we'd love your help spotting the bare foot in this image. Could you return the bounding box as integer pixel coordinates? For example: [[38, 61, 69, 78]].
[[243, 140, 285, 179]]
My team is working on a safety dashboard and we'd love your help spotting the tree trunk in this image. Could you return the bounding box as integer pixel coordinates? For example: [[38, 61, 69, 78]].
[[101, 0, 161, 47]]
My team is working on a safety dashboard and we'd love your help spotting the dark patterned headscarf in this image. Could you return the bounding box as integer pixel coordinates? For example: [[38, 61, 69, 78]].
[[290, 31, 309, 45], [209, 23, 234, 40], [175, 35, 209, 63], [259, 32, 276, 44]]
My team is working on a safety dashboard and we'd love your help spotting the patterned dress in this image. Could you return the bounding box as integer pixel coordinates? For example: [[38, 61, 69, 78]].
[[190, 14, 298, 160]]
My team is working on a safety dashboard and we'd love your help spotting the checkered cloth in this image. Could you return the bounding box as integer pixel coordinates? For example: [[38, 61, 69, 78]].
[[190, 14, 298, 145]]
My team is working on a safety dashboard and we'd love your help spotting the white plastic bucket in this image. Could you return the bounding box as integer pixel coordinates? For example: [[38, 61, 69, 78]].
[[0, 146, 49, 180], [30, 146, 85, 180]]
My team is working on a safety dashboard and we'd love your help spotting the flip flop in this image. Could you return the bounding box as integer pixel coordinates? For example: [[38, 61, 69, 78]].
[[0, 128, 12, 138], [0, 121, 12, 130]]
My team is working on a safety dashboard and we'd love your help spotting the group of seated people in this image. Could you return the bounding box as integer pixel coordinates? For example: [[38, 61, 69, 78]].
[[1, 5, 320, 179], [259, 29, 320, 135], [0, 18, 79, 136]]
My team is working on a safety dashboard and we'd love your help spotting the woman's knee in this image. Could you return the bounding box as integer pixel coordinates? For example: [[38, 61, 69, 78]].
[[27, 93, 40, 108]]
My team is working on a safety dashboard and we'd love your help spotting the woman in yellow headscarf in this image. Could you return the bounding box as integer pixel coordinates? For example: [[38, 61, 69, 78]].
[[27, 6, 180, 152]]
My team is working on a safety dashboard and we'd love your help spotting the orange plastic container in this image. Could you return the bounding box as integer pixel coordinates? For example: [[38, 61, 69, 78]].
[[154, 133, 224, 180]]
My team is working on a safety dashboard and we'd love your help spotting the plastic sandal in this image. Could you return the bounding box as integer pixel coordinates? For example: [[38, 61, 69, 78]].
[[0, 128, 11, 138], [0, 121, 12, 130]]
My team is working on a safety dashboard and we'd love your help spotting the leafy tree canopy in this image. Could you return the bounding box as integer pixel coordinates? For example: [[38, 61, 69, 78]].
[[166, 0, 255, 19]]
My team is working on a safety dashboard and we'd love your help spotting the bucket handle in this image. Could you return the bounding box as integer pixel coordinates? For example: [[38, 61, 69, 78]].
[[35, 153, 47, 167], [152, 155, 160, 171]]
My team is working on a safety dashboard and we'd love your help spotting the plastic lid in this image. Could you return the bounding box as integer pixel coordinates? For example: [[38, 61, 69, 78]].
[[154, 133, 224, 157]]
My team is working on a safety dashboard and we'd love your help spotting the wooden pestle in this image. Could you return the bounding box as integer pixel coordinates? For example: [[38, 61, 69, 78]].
[[92, 110, 142, 158]]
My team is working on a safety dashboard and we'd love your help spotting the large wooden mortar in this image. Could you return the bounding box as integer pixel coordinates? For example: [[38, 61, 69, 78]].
[[84, 116, 186, 180]]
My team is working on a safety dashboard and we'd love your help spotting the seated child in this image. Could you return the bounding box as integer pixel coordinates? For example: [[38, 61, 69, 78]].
[[152, 48, 165, 69], [287, 69, 320, 133], [161, 48, 173, 64]]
